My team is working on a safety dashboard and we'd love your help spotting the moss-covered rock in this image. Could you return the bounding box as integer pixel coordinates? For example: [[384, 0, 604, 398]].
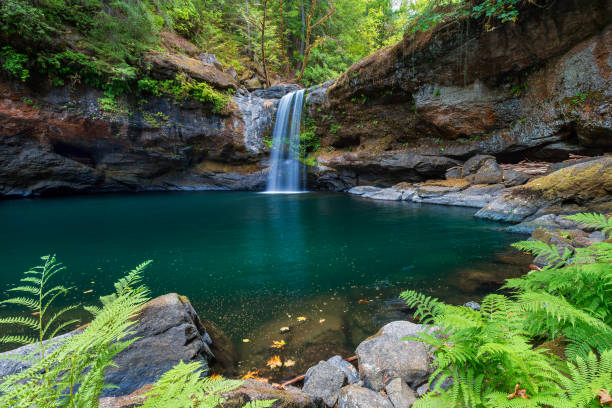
[[476, 157, 612, 222]]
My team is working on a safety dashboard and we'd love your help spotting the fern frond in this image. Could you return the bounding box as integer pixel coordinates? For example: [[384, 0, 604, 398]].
[[0, 296, 39, 311], [0, 335, 38, 346], [565, 213, 612, 236], [0, 316, 39, 330], [399, 290, 445, 324]]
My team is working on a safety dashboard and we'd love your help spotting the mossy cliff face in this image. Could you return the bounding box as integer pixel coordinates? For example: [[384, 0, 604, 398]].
[[308, 0, 611, 187]]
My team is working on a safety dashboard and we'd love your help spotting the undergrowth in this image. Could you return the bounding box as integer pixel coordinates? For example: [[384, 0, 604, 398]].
[[401, 212, 612, 408]]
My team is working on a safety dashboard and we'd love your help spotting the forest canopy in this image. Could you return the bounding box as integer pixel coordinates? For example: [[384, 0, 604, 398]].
[[0, 0, 526, 92]]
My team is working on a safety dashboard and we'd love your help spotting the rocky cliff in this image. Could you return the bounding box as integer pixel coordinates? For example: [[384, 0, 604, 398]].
[[0, 65, 297, 196], [308, 0, 612, 187]]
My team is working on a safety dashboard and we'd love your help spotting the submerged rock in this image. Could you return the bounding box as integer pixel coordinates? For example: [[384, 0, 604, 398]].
[[337, 384, 394, 408], [355, 321, 430, 391]]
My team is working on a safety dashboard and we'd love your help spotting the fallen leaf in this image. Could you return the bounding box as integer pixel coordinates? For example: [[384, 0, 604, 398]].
[[31, 312, 40, 316], [284, 359, 296, 367], [83, 289, 93, 294], [242, 339, 250, 343], [297, 316, 307, 322], [358, 299, 369, 304], [270, 340, 286, 349], [241, 370, 260, 380], [507, 383, 529, 400], [209, 374, 222, 380], [280, 326, 290, 333], [598, 389, 612, 406], [267, 355, 282, 369], [319, 319, 326, 324]]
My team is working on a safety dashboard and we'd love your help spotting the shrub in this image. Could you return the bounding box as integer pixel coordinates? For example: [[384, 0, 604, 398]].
[[0, 46, 30, 82]]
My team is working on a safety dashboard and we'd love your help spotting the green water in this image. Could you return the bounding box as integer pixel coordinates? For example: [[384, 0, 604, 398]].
[[0, 192, 525, 374]]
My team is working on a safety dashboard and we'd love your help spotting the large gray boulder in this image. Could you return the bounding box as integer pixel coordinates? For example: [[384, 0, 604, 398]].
[[0, 293, 221, 399], [355, 321, 431, 391], [385, 378, 417, 408], [463, 155, 503, 185], [303, 360, 347, 407], [337, 384, 394, 408]]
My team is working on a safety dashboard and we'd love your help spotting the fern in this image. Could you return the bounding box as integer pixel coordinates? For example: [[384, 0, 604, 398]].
[[141, 361, 275, 408], [399, 290, 446, 324], [0, 255, 78, 358], [565, 212, 612, 237]]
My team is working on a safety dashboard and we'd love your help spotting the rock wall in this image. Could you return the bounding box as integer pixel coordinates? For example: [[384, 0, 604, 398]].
[[308, 0, 612, 187], [0, 79, 299, 196]]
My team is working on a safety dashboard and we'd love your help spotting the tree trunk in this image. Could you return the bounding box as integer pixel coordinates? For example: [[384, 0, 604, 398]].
[[260, 0, 271, 88]]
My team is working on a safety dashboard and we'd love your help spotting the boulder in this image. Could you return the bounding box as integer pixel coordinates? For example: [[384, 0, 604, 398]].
[[145, 52, 237, 89], [327, 355, 360, 384], [303, 360, 347, 407], [253, 84, 302, 99], [477, 157, 612, 222], [385, 378, 417, 408], [103, 293, 215, 397], [462, 155, 497, 177], [464, 156, 503, 185], [222, 379, 311, 408], [503, 169, 530, 187], [445, 166, 463, 180], [355, 321, 430, 391], [0, 293, 222, 399], [337, 384, 394, 408], [199, 53, 224, 71]]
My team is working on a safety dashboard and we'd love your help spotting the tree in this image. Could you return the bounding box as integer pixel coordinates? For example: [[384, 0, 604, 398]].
[[296, 0, 335, 81]]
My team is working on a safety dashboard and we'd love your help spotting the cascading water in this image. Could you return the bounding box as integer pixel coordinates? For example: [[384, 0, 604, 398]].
[[265, 89, 306, 193]]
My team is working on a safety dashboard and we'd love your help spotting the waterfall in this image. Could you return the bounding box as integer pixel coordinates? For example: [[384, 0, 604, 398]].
[[265, 89, 306, 193]]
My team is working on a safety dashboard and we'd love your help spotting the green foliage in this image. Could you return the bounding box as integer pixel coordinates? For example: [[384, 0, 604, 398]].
[[0, 255, 77, 353], [566, 212, 612, 237], [300, 114, 320, 160], [138, 74, 231, 114], [403, 212, 612, 408], [141, 361, 275, 408], [0, 46, 30, 81], [0, 256, 276, 407]]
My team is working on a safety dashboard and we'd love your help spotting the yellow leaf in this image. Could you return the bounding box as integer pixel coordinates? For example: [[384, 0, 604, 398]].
[[297, 316, 307, 322], [209, 374, 222, 380], [284, 359, 296, 367], [83, 289, 93, 294], [266, 355, 282, 369], [319, 319, 326, 324], [241, 370, 260, 380], [270, 340, 286, 349], [242, 338, 250, 343]]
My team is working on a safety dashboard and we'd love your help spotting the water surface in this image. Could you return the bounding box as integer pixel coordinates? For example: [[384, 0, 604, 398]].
[[0, 192, 525, 375]]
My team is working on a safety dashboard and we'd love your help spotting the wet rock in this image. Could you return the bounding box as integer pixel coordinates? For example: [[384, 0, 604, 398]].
[[348, 186, 382, 196], [589, 231, 606, 242], [303, 360, 347, 407], [464, 301, 481, 311], [337, 384, 394, 408], [201, 318, 238, 374], [416, 383, 428, 397], [308, 165, 356, 191], [507, 214, 562, 234], [253, 84, 302, 99], [503, 169, 530, 187], [363, 188, 403, 201], [245, 77, 263, 91], [385, 378, 417, 408], [355, 321, 430, 391], [222, 379, 311, 408], [99, 384, 152, 408], [327, 355, 360, 384]]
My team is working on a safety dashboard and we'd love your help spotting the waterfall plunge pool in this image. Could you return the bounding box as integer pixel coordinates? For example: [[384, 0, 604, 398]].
[[0, 191, 528, 377]]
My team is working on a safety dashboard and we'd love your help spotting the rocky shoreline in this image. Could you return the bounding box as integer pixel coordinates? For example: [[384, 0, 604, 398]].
[[348, 155, 611, 226]]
